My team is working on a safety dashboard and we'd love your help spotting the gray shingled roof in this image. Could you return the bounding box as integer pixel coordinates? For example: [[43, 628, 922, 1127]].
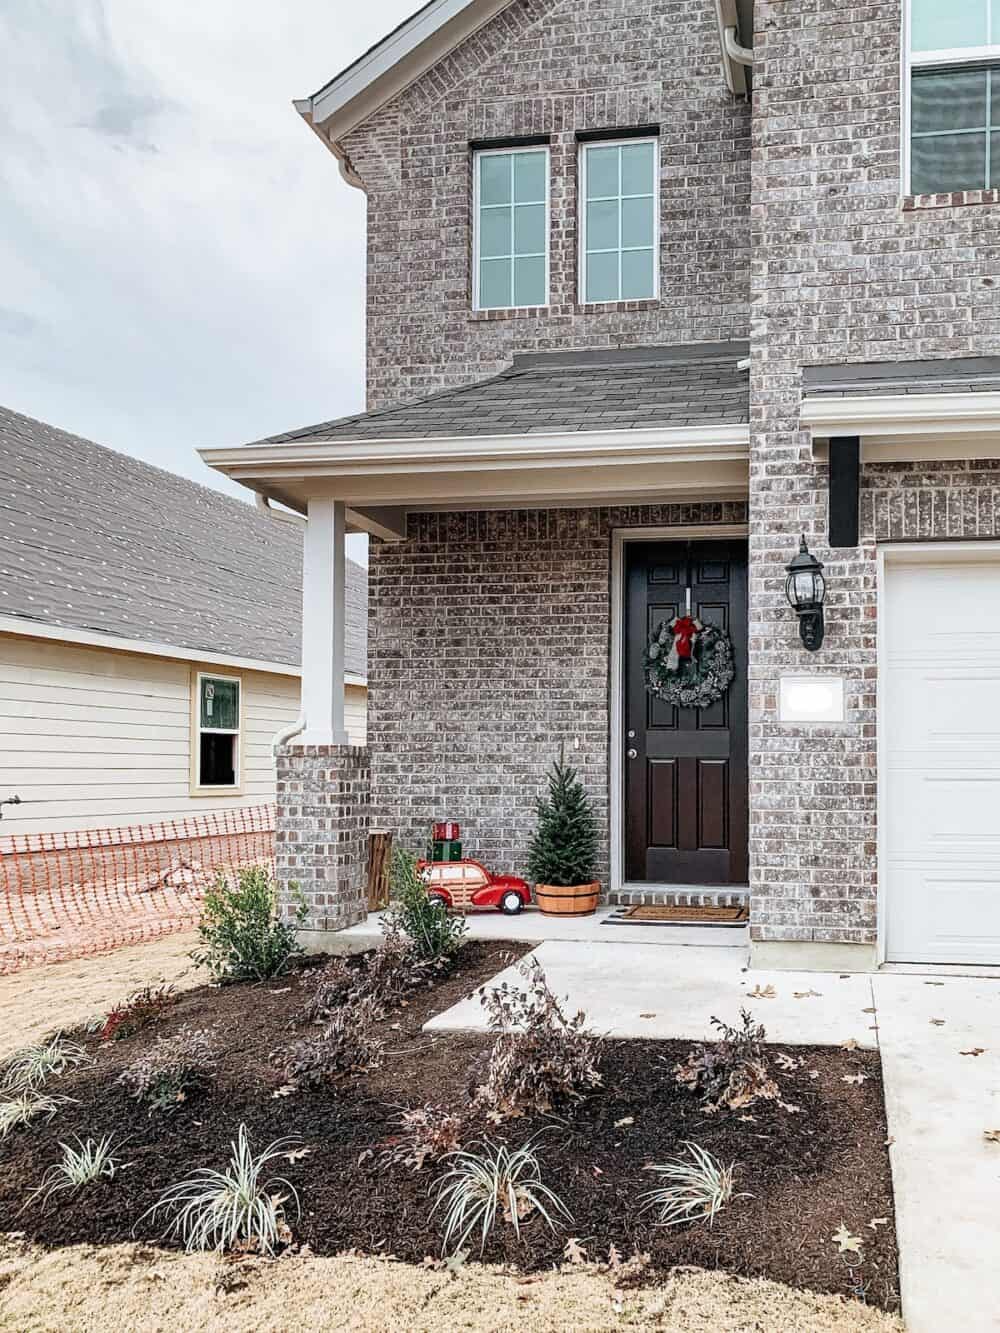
[[249, 342, 750, 446], [803, 356, 1000, 398], [0, 405, 367, 676]]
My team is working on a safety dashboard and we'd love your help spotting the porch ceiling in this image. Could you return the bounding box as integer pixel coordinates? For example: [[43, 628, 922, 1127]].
[[200, 344, 751, 538]]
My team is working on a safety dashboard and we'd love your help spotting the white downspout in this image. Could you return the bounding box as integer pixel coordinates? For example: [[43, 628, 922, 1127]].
[[724, 26, 754, 67], [273, 713, 306, 753]]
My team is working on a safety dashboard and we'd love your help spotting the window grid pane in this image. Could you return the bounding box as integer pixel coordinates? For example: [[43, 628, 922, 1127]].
[[911, 0, 988, 52], [476, 150, 547, 309], [583, 141, 656, 303], [911, 66, 998, 190]]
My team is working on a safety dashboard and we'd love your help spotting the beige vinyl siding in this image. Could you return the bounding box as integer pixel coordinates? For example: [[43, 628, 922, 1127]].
[[0, 635, 366, 836]]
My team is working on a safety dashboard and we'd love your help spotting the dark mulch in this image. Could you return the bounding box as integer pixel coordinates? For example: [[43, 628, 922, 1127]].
[[0, 940, 899, 1312]]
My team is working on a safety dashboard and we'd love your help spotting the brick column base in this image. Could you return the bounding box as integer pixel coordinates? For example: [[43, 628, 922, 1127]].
[[275, 745, 370, 932]]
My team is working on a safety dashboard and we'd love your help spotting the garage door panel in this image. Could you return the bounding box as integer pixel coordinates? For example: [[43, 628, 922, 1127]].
[[886, 673, 1000, 748], [885, 556, 1000, 965], [887, 866, 1000, 965], [887, 774, 1000, 856]]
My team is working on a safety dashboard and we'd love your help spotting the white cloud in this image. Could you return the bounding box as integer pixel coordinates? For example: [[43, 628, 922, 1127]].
[[0, 0, 417, 562]]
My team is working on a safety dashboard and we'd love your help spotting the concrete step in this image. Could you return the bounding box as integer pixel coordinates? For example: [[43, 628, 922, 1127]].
[[608, 886, 749, 910]]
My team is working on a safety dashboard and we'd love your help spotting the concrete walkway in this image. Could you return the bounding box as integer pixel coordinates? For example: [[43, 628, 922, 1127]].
[[426, 940, 1000, 1333]]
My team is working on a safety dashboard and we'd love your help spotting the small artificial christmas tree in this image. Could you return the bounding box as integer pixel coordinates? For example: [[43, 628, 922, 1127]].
[[526, 760, 599, 888]]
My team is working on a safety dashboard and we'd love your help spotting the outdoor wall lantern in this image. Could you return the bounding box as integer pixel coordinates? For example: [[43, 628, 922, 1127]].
[[785, 536, 826, 652]]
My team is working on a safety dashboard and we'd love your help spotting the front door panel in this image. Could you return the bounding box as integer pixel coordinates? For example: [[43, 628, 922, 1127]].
[[624, 540, 748, 885]]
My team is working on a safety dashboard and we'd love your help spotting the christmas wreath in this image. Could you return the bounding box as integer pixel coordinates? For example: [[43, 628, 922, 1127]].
[[643, 616, 735, 709]]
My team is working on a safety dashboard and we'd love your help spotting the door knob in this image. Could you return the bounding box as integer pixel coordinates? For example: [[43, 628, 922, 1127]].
[[627, 748, 637, 760]]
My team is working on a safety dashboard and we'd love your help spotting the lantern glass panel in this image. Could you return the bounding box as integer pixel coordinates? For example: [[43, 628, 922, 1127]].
[[793, 570, 817, 605]]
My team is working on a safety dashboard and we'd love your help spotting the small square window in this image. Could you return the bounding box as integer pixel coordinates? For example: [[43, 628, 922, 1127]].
[[473, 147, 549, 310], [580, 137, 659, 303]]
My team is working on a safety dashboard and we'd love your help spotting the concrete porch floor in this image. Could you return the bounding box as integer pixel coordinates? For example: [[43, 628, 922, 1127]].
[[423, 939, 1000, 1333], [337, 904, 749, 951]]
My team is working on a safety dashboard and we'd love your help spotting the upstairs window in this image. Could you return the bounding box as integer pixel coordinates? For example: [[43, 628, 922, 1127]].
[[907, 0, 1000, 193], [579, 137, 658, 303], [473, 147, 549, 310], [194, 672, 241, 790]]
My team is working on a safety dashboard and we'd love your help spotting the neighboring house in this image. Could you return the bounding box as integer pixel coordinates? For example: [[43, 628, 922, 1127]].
[[204, 0, 1000, 971], [0, 405, 367, 836]]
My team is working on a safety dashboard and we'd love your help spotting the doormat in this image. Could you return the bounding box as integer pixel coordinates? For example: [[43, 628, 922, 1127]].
[[610, 903, 749, 926]]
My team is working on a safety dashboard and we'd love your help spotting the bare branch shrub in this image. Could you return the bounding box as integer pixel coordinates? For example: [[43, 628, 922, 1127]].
[[378, 1105, 465, 1172], [473, 958, 603, 1120], [277, 997, 384, 1088], [674, 1009, 779, 1112]]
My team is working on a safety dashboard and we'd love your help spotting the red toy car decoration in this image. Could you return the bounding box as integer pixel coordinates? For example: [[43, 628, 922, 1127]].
[[417, 858, 532, 915]]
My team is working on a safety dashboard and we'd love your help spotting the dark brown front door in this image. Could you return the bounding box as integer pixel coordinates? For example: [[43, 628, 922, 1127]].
[[624, 539, 748, 885]]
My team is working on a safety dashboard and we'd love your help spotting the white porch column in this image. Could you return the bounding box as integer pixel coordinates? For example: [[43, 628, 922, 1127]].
[[298, 497, 348, 746]]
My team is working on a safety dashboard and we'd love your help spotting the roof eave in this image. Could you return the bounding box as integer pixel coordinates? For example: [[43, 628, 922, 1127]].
[[295, 0, 513, 187], [200, 424, 751, 528], [803, 390, 1000, 461]]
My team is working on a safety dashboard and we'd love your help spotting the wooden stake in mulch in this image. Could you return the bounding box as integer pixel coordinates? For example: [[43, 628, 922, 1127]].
[[367, 830, 393, 911]]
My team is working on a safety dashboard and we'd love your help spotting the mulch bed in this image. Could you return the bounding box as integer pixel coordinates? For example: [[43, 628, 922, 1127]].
[[0, 940, 899, 1312]]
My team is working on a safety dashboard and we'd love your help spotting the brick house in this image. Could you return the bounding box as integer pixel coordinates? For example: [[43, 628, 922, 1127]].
[[203, 0, 1000, 972]]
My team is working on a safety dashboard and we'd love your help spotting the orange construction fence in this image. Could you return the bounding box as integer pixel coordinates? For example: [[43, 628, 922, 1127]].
[[0, 805, 275, 974]]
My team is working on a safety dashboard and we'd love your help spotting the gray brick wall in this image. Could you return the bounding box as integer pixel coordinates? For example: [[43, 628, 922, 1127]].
[[368, 502, 746, 885], [748, 1, 1000, 945], [341, 0, 751, 411], [275, 745, 370, 931]]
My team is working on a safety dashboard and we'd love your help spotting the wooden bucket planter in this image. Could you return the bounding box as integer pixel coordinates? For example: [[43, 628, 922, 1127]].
[[535, 881, 600, 917]]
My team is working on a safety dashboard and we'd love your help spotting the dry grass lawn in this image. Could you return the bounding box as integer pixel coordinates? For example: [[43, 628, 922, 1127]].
[[0, 1237, 904, 1333], [0, 933, 204, 1060]]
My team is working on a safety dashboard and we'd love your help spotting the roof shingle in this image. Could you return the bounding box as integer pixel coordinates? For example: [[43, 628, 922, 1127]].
[[0, 405, 366, 675], [247, 342, 750, 447]]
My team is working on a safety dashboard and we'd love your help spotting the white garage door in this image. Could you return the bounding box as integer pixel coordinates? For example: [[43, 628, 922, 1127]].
[[884, 551, 1000, 965]]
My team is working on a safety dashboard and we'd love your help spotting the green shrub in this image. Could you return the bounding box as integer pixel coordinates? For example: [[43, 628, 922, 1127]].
[[191, 866, 306, 983], [384, 849, 467, 963], [526, 761, 599, 887]]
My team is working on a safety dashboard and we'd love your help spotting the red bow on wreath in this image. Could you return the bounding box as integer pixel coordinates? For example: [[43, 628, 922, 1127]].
[[670, 616, 700, 662]]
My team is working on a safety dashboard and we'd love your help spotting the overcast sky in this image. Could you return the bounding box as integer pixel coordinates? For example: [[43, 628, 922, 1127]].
[[1, 1, 415, 560]]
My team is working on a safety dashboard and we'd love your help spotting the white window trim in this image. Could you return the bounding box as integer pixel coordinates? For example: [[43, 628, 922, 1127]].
[[471, 144, 550, 312], [578, 135, 660, 306], [903, 0, 1000, 194], [191, 669, 243, 795]]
